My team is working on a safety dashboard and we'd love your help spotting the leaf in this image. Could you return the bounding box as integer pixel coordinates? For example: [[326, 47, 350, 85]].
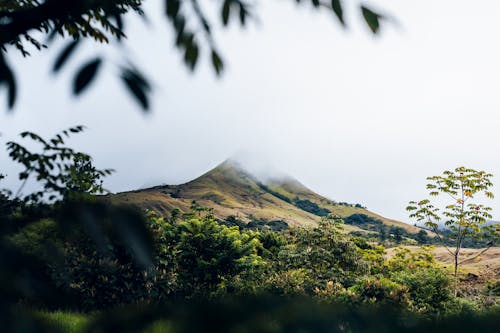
[[184, 43, 199, 71], [0, 53, 17, 109], [222, 0, 231, 26], [239, 2, 247, 25], [166, 0, 181, 17], [73, 58, 102, 95], [361, 6, 382, 34], [211, 50, 224, 76], [53, 39, 80, 73], [121, 68, 151, 111], [331, 0, 344, 26]]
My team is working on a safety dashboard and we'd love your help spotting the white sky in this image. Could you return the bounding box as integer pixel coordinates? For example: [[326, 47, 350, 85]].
[[1, 0, 500, 222]]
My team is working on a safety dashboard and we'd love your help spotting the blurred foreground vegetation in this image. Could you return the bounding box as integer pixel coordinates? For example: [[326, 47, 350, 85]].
[[1, 129, 499, 332]]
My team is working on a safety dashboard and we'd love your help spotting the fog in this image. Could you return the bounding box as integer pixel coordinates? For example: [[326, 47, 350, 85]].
[[1, 0, 500, 222]]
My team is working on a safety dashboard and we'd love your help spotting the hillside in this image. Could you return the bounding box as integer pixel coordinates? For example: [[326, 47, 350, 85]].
[[107, 159, 423, 233]]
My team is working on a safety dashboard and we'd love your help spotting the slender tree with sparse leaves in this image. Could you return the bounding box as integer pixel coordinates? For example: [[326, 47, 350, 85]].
[[407, 167, 499, 295]]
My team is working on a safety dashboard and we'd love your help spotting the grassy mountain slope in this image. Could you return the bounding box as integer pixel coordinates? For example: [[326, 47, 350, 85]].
[[108, 160, 421, 233]]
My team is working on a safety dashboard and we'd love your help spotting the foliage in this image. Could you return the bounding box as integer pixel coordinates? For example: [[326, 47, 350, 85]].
[[346, 213, 431, 245], [222, 215, 289, 232], [294, 198, 330, 217], [257, 183, 292, 203], [484, 281, 500, 297], [273, 217, 369, 292], [34, 298, 500, 333], [407, 167, 498, 293], [1, 0, 387, 110], [2, 131, 498, 326], [168, 213, 265, 296], [385, 247, 454, 315], [247, 219, 289, 232], [37, 310, 89, 333], [347, 276, 411, 308], [7, 219, 62, 260], [391, 268, 453, 314], [415, 230, 430, 245], [0, 173, 20, 219], [6, 126, 113, 203], [0, 127, 154, 326]]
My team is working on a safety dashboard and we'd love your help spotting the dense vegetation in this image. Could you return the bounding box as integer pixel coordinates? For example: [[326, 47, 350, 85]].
[[6, 207, 486, 313], [294, 198, 331, 217], [1, 130, 499, 332]]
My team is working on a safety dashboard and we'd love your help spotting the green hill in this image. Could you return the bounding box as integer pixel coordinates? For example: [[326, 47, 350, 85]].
[[107, 159, 423, 234]]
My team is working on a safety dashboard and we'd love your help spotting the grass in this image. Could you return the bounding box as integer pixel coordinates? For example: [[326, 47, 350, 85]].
[[38, 310, 90, 333], [37, 310, 176, 333]]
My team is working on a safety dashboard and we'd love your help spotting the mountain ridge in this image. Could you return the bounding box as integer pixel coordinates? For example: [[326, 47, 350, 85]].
[[108, 159, 423, 233]]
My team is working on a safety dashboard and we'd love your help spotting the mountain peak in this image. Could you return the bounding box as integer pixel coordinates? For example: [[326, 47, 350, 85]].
[[111, 158, 423, 233]]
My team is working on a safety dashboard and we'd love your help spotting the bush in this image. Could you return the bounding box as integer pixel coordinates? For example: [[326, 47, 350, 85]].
[[384, 247, 454, 315], [59, 233, 167, 310], [347, 277, 411, 308], [275, 219, 369, 290], [294, 199, 330, 217], [165, 214, 265, 297], [391, 268, 453, 314]]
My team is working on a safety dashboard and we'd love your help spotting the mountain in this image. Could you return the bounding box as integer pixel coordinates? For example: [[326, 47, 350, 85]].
[[107, 159, 422, 233]]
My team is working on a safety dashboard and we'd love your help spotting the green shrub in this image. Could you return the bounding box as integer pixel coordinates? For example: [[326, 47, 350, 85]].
[[163, 213, 265, 297], [347, 277, 411, 308], [8, 219, 63, 260], [391, 268, 453, 314], [485, 281, 500, 296], [276, 219, 369, 290], [294, 199, 330, 217]]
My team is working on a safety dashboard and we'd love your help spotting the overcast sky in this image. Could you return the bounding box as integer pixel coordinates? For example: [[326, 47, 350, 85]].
[[1, 0, 500, 222]]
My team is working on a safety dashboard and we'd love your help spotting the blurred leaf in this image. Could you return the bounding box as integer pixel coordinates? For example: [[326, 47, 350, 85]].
[[184, 43, 199, 71], [238, 2, 247, 25], [222, 0, 231, 26], [121, 67, 151, 111], [332, 0, 345, 26], [361, 6, 382, 34], [73, 58, 102, 95], [0, 53, 17, 109], [52, 39, 80, 73], [166, 0, 181, 17], [211, 50, 224, 76]]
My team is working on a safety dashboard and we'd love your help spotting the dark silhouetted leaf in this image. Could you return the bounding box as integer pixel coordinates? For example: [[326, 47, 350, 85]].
[[112, 14, 124, 41], [222, 0, 231, 26], [121, 68, 151, 111], [73, 58, 102, 95], [52, 39, 80, 73], [0, 53, 17, 109], [361, 6, 382, 34], [184, 43, 199, 71], [238, 2, 247, 25], [332, 0, 344, 26], [166, 0, 181, 17], [211, 50, 224, 76]]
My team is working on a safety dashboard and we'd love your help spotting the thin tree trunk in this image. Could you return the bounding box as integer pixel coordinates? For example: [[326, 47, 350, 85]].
[[454, 253, 459, 297]]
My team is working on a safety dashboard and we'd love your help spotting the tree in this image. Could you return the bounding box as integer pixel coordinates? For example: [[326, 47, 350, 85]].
[[406, 166, 499, 295], [276, 216, 369, 291], [415, 230, 429, 245], [170, 212, 264, 296], [0, 0, 387, 111], [390, 227, 404, 244], [5, 126, 113, 203]]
